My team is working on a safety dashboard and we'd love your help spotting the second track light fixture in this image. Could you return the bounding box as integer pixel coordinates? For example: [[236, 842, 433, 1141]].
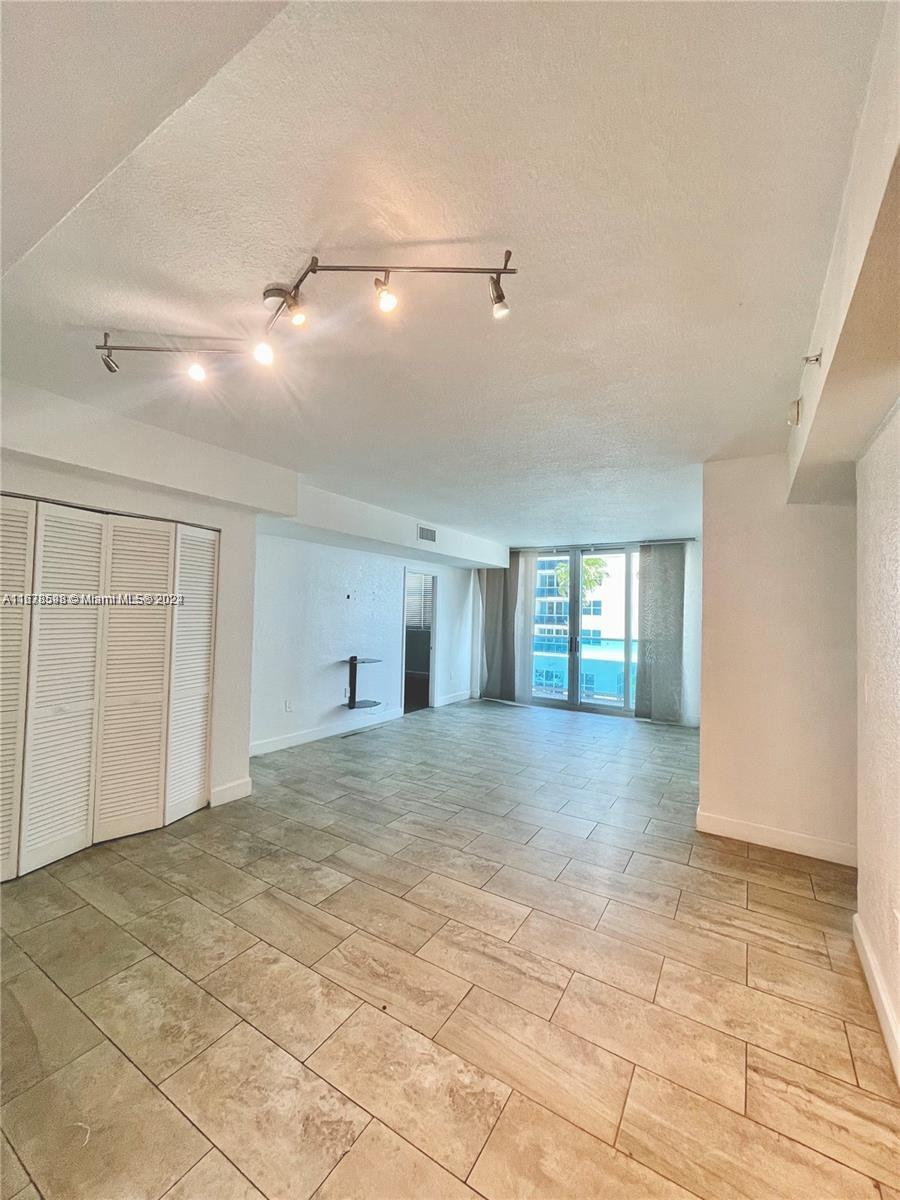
[[94, 249, 517, 376], [264, 250, 517, 333]]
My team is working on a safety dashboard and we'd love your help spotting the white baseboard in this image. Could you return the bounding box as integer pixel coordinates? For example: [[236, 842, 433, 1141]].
[[853, 913, 900, 1085], [210, 777, 253, 807], [434, 690, 470, 707], [695, 810, 857, 867], [250, 706, 404, 756]]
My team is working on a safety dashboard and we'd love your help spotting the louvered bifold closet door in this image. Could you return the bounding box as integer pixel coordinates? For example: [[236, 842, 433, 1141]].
[[19, 503, 106, 873], [165, 525, 218, 823], [0, 497, 36, 879], [93, 516, 175, 842]]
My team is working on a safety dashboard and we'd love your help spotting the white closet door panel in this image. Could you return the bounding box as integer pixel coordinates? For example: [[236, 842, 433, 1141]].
[[20, 503, 105, 873], [94, 516, 174, 842], [165, 526, 218, 823], [0, 496, 36, 879]]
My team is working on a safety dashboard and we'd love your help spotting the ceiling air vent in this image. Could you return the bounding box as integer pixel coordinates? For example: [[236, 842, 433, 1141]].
[[417, 524, 437, 544]]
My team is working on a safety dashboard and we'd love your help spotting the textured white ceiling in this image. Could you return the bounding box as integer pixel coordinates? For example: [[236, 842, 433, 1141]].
[[1, 2, 884, 544], [0, 1, 284, 270]]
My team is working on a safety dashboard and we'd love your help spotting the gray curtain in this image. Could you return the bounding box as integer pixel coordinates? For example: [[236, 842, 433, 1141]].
[[634, 542, 685, 723], [478, 551, 521, 701]]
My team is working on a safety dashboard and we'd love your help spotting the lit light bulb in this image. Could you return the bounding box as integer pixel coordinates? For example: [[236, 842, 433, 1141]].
[[187, 362, 206, 382], [253, 342, 274, 365], [291, 310, 307, 327], [374, 273, 398, 314], [489, 275, 510, 319]]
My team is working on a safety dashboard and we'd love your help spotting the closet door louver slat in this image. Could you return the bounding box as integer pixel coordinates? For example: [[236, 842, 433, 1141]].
[[165, 525, 218, 823], [19, 503, 105, 873], [93, 515, 175, 842], [0, 497, 36, 880]]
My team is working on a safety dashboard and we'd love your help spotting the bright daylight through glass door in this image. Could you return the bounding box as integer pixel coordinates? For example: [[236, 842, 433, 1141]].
[[531, 547, 639, 711], [531, 554, 571, 700]]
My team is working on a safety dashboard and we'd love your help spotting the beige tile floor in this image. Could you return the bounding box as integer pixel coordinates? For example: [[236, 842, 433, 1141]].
[[2, 700, 898, 1200]]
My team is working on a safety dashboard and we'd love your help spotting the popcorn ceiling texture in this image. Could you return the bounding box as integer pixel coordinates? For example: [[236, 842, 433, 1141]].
[[0, 3, 883, 545], [856, 402, 900, 1062]]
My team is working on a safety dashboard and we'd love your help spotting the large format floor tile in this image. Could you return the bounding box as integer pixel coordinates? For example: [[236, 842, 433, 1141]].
[[746, 1046, 900, 1189], [14, 905, 149, 996], [747, 944, 879, 1030], [319, 879, 445, 952], [553, 972, 746, 1112], [436, 987, 632, 1143], [162, 1149, 265, 1200], [469, 1091, 694, 1199], [226, 887, 353, 964], [315, 931, 469, 1036], [310, 1120, 479, 1200], [203, 943, 360, 1059], [511, 909, 662, 1000], [66, 860, 180, 924], [126, 897, 257, 981], [1, 968, 104, 1102], [676, 891, 830, 967], [655, 958, 856, 1082], [3, 702, 886, 1200], [484, 865, 609, 928], [151, 851, 268, 913], [0, 872, 82, 936], [618, 1067, 880, 1200], [307, 1005, 509, 1179], [418, 920, 570, 1017], [405, 872, 530, 939], [162, 1023, 369, 1200], [76, 955, 239, 1082], [2, 1041, 209, 1200]]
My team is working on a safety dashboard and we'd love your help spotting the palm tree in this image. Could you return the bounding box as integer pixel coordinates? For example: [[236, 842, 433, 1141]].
[[554, 556, 607, 597]]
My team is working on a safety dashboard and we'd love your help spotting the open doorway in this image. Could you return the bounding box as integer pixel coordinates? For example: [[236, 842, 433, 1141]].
[[403, 571, 435, 714]]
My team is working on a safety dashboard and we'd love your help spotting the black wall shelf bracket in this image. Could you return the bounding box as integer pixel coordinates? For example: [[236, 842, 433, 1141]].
[[342, 656, 382, 710]]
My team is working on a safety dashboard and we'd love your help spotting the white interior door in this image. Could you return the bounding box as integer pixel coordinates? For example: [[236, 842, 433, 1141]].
[[165, 525, 218, 823], [19, 503, 106, 873], [93, 515, 174, 842], [0, 496, 36, 880]]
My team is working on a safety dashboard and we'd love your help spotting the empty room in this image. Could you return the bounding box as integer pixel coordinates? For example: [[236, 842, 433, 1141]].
[[1, 3, 898, 1199]]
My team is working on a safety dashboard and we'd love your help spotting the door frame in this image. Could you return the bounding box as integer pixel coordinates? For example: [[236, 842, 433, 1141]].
[[529, 543, 639, 718], [401, 568, 437, 712]]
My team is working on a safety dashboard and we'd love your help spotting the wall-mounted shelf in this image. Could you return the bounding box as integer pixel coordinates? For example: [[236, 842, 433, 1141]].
[[342, 655, 382, 710]]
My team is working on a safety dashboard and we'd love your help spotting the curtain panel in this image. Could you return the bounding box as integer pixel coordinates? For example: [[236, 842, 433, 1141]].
[[634, 541, 685, 723], [477, 551, 536, 704]]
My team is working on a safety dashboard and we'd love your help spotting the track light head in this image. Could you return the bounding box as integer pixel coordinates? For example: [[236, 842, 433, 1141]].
[[374, 272, 397, 314], [101, 352, 119, 373], [253, 341, 274, 365], [187, 362, 206, 382], [489, 275, 509, 319], [285, 292, 307, 327]]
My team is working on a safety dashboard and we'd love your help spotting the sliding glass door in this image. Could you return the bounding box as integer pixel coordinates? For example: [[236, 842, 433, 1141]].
[[530, 546, 640, 713]]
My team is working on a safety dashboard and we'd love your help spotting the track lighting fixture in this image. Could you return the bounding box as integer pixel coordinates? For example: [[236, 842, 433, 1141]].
[[374, 271, 398, 313], [263, 250, 516, 334], [285, 294, 307, 326], [489, 275, 509, 320], [93, 250, 517, 376], [99, 333, 119, 372]]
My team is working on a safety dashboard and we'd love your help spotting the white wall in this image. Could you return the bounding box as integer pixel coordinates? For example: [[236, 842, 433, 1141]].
[[251, 532, 475, 754], [699, 454, 857, 864], [1, 453, 256, 806], [855, 402, 900, 1077]]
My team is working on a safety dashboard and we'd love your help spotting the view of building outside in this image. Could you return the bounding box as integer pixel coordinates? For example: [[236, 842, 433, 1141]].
[[532, 553, 639, 705]]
